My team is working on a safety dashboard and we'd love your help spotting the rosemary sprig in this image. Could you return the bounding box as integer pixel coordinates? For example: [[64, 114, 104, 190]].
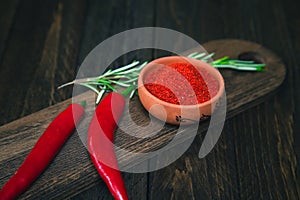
[[187, 52, 266, 71], [58, 61, 147, 103], [58, 52, 265, 103]]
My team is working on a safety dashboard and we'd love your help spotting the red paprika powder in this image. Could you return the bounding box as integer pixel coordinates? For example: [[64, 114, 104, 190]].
[[144, 62, 219, 105]]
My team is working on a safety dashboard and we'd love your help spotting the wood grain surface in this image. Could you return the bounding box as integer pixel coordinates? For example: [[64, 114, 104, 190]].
[[0, 40, 286, 199], [0, 0, 299, 199]]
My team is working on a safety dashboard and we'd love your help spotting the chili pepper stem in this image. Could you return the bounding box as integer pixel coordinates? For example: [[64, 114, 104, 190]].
[[79, 100, 86, 108]]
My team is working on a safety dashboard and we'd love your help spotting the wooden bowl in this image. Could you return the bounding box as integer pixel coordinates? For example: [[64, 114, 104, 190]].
[[137, 56, 225, 125]]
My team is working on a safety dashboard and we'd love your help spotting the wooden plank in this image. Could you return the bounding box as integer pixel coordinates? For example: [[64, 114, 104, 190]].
[[71, 0, 155, 199], [0, 0, 60, 125], [148, 1, 241, 199], [148, 124, 240, 199], [0, 0, 19, 62], [0, 0, 87, 126], [147, 1, 292, 199], [281, 0, 300, 184], [0, 39, 285, 198], [226, 0, 300, 198], [21, 0, 87, 117], [230, 104, 298, 199]]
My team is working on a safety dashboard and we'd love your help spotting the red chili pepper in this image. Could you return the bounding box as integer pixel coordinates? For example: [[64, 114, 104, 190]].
[[0, 103, 85, 200], [87, 92, 128, 200]]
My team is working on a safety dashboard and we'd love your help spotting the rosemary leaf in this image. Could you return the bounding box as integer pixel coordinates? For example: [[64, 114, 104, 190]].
[[78, 83, 100, 94], [213, 65, 260, 71], [104, 83, 117, 92], [96, 88, 106, 104], [211, 56, 229, 65], [187, 52, 199, 58], [121, 84, 136, 97], [190, 52, 206, 59], [111, 80, 131, 87], [111, 61, 140, 73]]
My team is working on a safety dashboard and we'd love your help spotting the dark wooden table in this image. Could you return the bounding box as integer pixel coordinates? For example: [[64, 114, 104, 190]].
[[0, 0, 299, 199]]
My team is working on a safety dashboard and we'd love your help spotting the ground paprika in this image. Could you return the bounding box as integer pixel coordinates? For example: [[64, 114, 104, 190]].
[[144, 62, 219, 105]]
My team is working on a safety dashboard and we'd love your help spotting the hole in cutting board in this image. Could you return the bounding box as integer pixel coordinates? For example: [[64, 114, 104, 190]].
[[238, 51, 265, 64]]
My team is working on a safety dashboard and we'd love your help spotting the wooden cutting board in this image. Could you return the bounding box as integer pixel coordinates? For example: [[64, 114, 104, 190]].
[[0, 39, 286, 199]]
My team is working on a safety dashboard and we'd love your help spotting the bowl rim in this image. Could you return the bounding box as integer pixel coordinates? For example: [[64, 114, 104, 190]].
[[138, 56, 225, 109]]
